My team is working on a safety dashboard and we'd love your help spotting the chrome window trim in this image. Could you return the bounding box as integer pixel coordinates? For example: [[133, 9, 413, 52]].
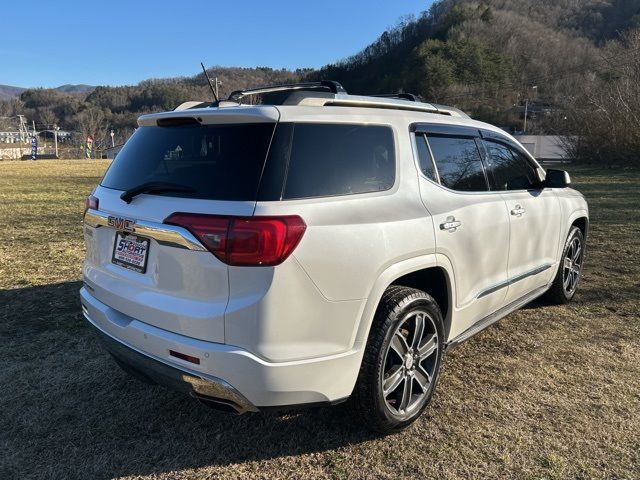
[[83, 209, 207, 251]]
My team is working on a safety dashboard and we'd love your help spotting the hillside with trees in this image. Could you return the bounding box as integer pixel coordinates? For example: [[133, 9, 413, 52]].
[[0, 67, 301, 149], [1, 0, 638, 164], [310, 0, 640, 164]]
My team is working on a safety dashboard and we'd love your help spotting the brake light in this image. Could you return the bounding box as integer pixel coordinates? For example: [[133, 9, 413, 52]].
[[84, 194, 99, 216], [164, 213, 306, 266]]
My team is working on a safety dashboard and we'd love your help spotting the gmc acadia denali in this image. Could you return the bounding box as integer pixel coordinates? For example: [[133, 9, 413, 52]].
[[81, 81, 588, 432]]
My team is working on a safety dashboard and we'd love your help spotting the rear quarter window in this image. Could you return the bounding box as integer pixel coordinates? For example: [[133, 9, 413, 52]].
[[281, 123, 395, 199]]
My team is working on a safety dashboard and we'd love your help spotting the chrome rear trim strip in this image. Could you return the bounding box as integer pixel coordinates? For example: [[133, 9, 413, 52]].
[[84, 209, 206, 251]]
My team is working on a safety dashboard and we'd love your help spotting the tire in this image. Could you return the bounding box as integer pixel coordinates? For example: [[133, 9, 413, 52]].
[[544, 226, 585, 304], [348, 286, 444, 433]]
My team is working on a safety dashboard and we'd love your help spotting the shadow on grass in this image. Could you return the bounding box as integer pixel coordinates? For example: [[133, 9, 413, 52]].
[[7, 276, 622, 479], [0, 280, 86, 338], [1, 281, 379, 480]]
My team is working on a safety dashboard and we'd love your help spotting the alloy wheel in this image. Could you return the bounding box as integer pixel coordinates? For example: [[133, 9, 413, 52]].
[[563, 236, 583, 296], [381, 309, 439, 416]]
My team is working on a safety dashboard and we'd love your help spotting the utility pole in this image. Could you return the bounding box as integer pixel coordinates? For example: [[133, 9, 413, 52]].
[[522, 85, 537, 134], [54, 125, 60, 158], [17, 115, 27, 143], [215, 77, 221, 100]]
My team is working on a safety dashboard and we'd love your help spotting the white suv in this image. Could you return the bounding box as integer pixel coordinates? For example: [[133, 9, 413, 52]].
[[81, 82, 588, 432]]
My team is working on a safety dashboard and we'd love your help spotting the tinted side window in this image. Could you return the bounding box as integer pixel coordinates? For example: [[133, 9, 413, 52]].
[[414, 133, 437, 182], [283, 123, 395, 199], [510, 147, 540, 186], [427, 135, 488, 192], [485, 140, 539, 190]]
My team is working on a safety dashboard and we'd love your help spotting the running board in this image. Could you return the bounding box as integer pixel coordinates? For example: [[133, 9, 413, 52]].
[[445, 285, 549, 350]]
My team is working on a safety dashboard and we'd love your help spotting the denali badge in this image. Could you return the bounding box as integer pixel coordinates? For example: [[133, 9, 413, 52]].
[[107, 215, 136, 233]]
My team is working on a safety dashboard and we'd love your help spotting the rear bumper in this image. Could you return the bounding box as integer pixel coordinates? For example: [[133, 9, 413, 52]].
[[80, 287, 360, 408], [92, 322, 257, 413]]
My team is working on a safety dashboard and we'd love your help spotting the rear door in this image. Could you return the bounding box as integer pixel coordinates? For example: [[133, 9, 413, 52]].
[[83, 111, 278, 343], [481, 132, 562, 304], [413, 125, 511, 339]]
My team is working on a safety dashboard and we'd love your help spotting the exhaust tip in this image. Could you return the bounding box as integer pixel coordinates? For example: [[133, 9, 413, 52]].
[[192, 393, 248, 414]]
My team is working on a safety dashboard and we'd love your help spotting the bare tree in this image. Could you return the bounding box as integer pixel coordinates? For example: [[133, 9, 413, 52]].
[[73, 107, 108, 144], [561, 30, 640, 165], [39, 108, 57, 129]]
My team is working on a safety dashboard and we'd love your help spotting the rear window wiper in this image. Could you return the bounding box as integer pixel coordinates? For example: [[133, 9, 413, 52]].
[[120, 181, 197, 203]]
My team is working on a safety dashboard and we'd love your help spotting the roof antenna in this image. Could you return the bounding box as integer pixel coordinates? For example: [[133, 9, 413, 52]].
[[200, 62, 219, 103]]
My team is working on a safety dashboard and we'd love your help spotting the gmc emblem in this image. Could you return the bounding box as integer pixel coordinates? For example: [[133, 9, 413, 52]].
[[108, 215, 136, 233]]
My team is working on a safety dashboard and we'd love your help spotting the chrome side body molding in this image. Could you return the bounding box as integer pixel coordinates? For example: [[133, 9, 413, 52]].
[[446, 285, 548, 350], [476, 263, 553, 299]]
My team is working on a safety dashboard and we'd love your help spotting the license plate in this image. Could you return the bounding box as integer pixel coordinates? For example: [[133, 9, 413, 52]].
[[112, 232, 150, 273]]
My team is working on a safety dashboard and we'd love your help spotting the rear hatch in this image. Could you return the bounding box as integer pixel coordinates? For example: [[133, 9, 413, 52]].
[[83, 107, 279, 343]]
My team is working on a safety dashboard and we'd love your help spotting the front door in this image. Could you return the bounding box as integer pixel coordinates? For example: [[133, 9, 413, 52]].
[[481, 135, 562, 304]]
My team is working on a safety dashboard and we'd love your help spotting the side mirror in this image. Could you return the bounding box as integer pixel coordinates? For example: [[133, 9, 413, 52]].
[[544, 169, 571, 188]]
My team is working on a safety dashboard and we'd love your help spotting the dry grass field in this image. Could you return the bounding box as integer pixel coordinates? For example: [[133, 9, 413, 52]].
[[0, 160, 638, 480]]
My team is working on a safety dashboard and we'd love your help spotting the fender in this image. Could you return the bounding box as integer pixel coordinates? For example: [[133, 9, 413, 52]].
[[550, 208, 589, 279], [349, 253, 456, 350], [566, 209, 589, 239]]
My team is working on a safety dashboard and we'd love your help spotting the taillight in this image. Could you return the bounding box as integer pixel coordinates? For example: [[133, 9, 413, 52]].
[[164, 213, 306, 266], [84, 194, 99, 216]]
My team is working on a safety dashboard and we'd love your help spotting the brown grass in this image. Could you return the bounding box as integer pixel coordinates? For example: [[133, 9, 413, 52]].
[[0, 160, 638, 480]]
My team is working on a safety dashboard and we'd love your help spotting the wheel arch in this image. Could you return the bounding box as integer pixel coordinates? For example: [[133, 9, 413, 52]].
[[548, 209, 589, 282], [353, 255, 455, 349], [571, 216, 589, 239], [389, 268, 452, 340], [563, 210, 589, 257]]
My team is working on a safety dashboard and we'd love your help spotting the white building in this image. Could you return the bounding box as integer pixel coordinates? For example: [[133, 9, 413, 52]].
[[513, 135, 572, 163], [0, 131, 27, 144]]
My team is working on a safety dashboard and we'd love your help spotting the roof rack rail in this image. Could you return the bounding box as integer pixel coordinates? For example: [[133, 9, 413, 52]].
[[200, 79, 469, 118], [228, 80, 347, 102], [370, 93, 423, 102]]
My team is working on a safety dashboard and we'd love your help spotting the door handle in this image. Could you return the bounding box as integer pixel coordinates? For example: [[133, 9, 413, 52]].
[[510, 205, 526, 216], [440, 217, 462, 231]]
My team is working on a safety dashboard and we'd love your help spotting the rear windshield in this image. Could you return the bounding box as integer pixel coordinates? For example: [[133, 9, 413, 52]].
[[101, 123, 275, 201]]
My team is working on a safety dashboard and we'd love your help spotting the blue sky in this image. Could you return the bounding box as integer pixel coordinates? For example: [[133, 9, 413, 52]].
[[0, 1, 431, 88]]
